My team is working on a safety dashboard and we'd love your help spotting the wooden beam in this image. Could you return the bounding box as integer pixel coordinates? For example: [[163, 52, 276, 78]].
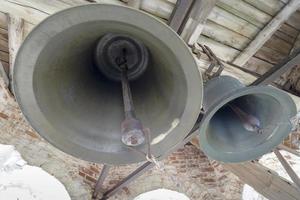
[[233, 0, 300, 66], [224, 161, 300, 200], [251, 48, 300, 86], [181, 0, 216, 45], [139, 0, 174, 20], [167, 0, 194, 33], [7, 14, 24, 85], [0, 60, 13, 99], [0, 60, 9, 88], [190, 137, 300, 200]]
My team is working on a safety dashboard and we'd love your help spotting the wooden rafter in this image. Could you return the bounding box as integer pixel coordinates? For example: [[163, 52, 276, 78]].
[[181, 0, 216, 45], [232, 0, 300, 66], [190, 136, 300, 200], [224, 161, 300, 200], [7, 14, 24, 84]]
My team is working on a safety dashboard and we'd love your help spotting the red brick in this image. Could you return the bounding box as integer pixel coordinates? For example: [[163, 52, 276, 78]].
[[203, 178, 215, 182], [0, 112, 8, 119], [201, 167, 214, 172], [81, 167, 94, 177], [90, 165, 100, 174], [86, 175, 97, 183], [169, 156, 176, 160], [25, 130, 39, 139], [79, 171, 86, 178]]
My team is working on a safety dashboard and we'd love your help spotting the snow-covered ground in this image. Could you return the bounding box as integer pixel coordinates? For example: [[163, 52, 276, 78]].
[[242, 150, 300, 200], [0, 144, 71, 200], [134, 189, 190, 200]]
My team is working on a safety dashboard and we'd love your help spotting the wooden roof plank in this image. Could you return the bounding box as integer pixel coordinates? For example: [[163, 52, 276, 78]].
[[243, 0, 285, 16], [202, 20, 251, 50], [208, 6, 260, 39], [232, 0, 300, 66], [217, 0, 272, 28]]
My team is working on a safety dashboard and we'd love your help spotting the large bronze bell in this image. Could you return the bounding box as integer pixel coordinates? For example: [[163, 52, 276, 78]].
[[198, 76, 297, 163], [13, 4, 203, 165]]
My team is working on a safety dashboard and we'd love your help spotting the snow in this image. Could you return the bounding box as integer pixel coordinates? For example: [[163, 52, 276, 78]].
[[134, 188, 190, 200], [0, 144, 71, 200], [242, 150, 300, 200]]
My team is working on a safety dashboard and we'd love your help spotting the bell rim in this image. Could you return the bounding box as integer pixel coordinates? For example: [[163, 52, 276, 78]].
[[199, 86, 297, 163], [13, 4, 203, 165]]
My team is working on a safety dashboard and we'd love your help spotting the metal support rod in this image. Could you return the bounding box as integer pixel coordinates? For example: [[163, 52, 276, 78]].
[[93, 165, 111, 199], [167, 0, 194, 34], [251, 48, 300, 86], [101, 162, 155, 200], [274, 148, 300, 190]]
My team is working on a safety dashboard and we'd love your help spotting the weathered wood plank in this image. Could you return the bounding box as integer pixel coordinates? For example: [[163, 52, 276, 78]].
[[0, 39, 8, 53], [224, 161, 300, 200], [181, 0, 216, 45], [255, 46, 287, 64], [232, 0, 300, 66], [0, 12, 7, 30], [245, 56, 274, 75], [202, 20, 250, 50], [275, 29, 297, 44], [286, 10, 300, 31], [279, 23, 299, 39], [167, 0, 193, 33], [139, 0, 174, 19], [1, 61, 9, 75], [7, 14, 24, 81], [0, 51, 9, 63], [0, 28, 8, 40], [207, 6, 259, 39], [243, 0, 284, 16], [264, 35, 293, 55], [0, 60, 9, 90], [192, 122, 300, 200], [217, 0, 272, 28]]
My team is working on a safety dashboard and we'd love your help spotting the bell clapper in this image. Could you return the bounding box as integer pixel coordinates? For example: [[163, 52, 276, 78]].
[[228, 104, 263, 134], [116, 51, 146, 147], [116, 46, 160, 165]]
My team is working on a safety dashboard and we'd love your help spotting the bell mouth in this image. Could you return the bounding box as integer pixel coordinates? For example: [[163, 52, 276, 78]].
[[13, 4, 203, 164], [199, 86, 296, 163]]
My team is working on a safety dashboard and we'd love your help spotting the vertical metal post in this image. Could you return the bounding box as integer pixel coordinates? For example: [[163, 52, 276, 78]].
[[274, 148, 300, 190], [93, 165, 111, 199]]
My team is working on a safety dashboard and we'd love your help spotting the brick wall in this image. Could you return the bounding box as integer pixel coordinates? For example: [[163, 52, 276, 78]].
[[0, 83, 243, 200]]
